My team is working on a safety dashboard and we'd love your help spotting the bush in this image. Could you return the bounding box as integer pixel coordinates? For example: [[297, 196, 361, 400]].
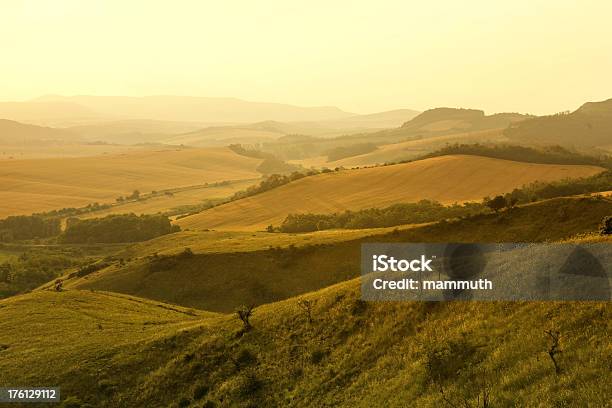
[[599, 216, 612, 235], [193, 384, 209, 400], [425, 337, 481, 383], [236, 371, 263, 398], [234, 347, 258, 368]]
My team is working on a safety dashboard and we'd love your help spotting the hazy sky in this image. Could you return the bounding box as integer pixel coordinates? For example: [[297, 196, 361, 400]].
[[1, 0, 611, 114]]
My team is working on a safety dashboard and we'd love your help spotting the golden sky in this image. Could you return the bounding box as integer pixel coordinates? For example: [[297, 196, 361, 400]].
[[1, 0, 611, 114]]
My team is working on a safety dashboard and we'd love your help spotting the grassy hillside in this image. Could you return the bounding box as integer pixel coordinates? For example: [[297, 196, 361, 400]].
[[176, 155, 604, 231], [1, 270, 609, 407], [163, 121, 383, 148], [66, 196, 612, 312], [0, 119, 77, 144], [261, 108, 527, 161], [65, 119, 207, 144], [319, 108, 420, 129], [76, 179, 258, 220], [0, 147, 263, 218], [304, 129, 507, 168], [504, 98, 612, 147]]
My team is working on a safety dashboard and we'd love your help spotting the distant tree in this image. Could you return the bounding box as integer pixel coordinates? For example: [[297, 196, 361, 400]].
[[506, 197, 519, 209], [54, 279, 63, 292], [297, 298, 315, 324], [544, 330, 562, 374], [485, 196, 507, 213], [599, 216, 612, 235], [129, 190, 140, 200]]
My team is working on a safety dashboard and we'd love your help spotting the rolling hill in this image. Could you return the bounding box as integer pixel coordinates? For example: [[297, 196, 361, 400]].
[[0, 101, 101, 125], [400, 108, 527, 134], [176, 155, 605, 231], [294, 128, 508, 168], [505, 98, 612, 147], [65, 196, 612, 312], [2, 234, 609, 406], [0, 119, 77, 144], [64, 119, 208, 144], [0, 147, 264, 218], [260, 107, 528, 162], [319, 108, 421, 129]]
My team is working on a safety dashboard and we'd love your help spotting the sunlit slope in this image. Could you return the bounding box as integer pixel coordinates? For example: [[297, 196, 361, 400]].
[[0, 290, 215, 402], [177, 155, 605, 231], [77, 179, 258, 220], [329, 128, 507, 167], [1, 276, 609, 407], [294, 128, 508, 168], [0, 147, 263, 217]]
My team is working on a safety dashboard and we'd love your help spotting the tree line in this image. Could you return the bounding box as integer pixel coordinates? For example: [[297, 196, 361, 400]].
[[0, 215, 60, 241], [62, 213, 180, 244], [274, 200, 485, 233], [418, 143, 612, 168]]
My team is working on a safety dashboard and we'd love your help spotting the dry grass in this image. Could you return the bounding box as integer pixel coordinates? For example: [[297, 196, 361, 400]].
[[0, 147, 263, 217], [177, 155, 605, 231], [293, 129, 507, 168]]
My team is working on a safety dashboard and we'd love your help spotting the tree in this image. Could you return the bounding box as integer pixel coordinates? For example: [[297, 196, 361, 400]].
[[485, 196, 506, 213], [506, 197, 519, 209], [297, 298, 315, 324], [54, 279, 63, 292], [544, 330, 562, 374], [599, 216, 612, 235], [236, 305, 255, 331]]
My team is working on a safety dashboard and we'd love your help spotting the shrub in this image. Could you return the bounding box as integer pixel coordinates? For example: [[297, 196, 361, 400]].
[[193, 384, 209, 400], [425, 337, 480, 383], [485, 196, 506, 213], [177, 397, 190, 407], [234, 347, 258, 368], [599, 216, 612, 235], [236, 371, 263, 398]]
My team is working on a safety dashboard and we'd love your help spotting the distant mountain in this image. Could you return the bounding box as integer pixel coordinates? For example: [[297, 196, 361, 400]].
[[0, 119, 77, 144], [504, 98, 612, 147], [0, 101, 101, 125], [401, 108, 528, 133], [31, 95, 355, 123], [162, 119, 389, 147], [321, 108, 420, 129], [65, 119, 207, 144]]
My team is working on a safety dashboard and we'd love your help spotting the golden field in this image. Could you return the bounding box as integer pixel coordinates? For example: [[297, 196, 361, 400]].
[[177, 155, 605, 231], [0, 147, 263, 218]]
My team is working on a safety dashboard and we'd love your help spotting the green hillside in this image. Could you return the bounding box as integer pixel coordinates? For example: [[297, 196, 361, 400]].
[[1, 274, 609, 407], [65, 196, 612, 312]]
